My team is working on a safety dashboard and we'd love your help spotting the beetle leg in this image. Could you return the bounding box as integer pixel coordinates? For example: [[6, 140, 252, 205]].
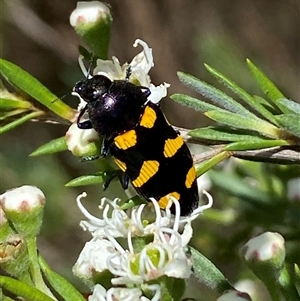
[[118, 172, 129, 190], [77, 105, 93, 129], [101, 137, 110, 158], [103, 172, 117, 191], [80, 155, 99, 162]]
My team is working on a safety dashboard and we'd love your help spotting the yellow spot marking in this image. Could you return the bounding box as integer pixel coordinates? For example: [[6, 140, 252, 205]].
[[132, 160, 159, 188], [114, 130, 137, 150], [158, 192, 180, 209], [114, 158, 127, 171], [163, 136, 184, 158], [185, 166, 196, 188], [140, 106, 157, 128]]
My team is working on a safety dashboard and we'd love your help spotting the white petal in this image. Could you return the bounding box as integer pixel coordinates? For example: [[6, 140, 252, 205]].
[[148, 83, 170, 104], [131, 39, 154, 74]]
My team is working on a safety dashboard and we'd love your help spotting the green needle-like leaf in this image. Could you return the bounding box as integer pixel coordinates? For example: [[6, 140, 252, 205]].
[[189, 126, 271, 142], [178, 71, 257, 118], [0, 59, 76, 121], [205, 110, 279, 138], [196, 151, 231, 177], [171, 94, 221, 113], [246, 59, 287, 112], [190, 246, 233, 293], [276, 98, 300, 114], [0, 111, 44, 134], [204, 64, 279, 125], [223, 139, 289, 151], [0, 276, 54, 301], [30, 137, 68, 156], [65, 173, 105, 187], [39, 256, 86, 301], [0, 108, 28, 120], [0, 98, 32, 110], [275, 114, 300, 138]]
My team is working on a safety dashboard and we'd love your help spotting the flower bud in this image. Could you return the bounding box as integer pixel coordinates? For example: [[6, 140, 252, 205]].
[[70, 1, 112, 59], [0, 234, 29, 278], [0, 206, 15, 240], [66, 123, 100, 157], [0, 186, 45, 238], [217, 290, 252, 301], [240, 232, 285, 284]]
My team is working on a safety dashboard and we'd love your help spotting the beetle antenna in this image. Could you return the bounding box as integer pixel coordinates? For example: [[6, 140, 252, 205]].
[[125, 66, 132, 82], [86, 53, 95, 79], [52, 91, 71, 103]]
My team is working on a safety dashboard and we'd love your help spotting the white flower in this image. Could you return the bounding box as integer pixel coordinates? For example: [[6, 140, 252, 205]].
[[78, 39, 170, 104], [76, 193, 130, 238], [75, 193, 212, 289], [0, 185, 45, 211], [70, 1, 110, 27], [88, 284, 160, 301], [65, 123, 99, 156], [73, 237, 120, 279]]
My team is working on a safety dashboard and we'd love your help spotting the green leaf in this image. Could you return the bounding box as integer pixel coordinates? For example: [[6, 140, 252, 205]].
[[0, 59, 76, 121], [39, 256, 86, 301], [189, 126, 271, 142], [275, 114, 300, 138], [189, 246, 233, 293], [223, 139, 289, 151], [65, 173, 105, 187], [276, 98, 300, 114], [30, 137, 68, 156], [0, 111, 44, 135], [204, 64, 279, 125], [253, 95, 278, 113], [278, 264, 300, 301], [0, 98, 32, 110], [205, 110, 279, 138], [0, 276, 54, 301], [120, 195, 146, 210], [196, 151, 231, 177], [0, 109, 28, 120], [171, 94, 220, 113], [177, 71, 257, 118], [246, 59, 287, 111]]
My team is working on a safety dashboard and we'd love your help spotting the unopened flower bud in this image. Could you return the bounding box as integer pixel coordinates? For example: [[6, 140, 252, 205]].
[[0, 234, 29, 278], [217, 290, 252, 301], [240, 232, 285, 284], [0, 206, 15, 240], [70, 1, 112, 58], [0, 186, 45, 238], [66, 123, 100, 157]]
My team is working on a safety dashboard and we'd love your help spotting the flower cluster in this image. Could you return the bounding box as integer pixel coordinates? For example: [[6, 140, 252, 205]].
[[73, 192, 212, 300]]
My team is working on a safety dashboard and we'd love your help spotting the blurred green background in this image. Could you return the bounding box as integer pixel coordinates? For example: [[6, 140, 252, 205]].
[[1, 0, 299, 298]]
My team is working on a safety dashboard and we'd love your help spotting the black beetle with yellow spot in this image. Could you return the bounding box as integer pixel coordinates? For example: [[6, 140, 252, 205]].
[[75, 74, 199, 215]]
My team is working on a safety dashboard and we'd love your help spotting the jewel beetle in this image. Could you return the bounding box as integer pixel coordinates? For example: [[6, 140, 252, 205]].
[[74, 74, 199, 215]]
